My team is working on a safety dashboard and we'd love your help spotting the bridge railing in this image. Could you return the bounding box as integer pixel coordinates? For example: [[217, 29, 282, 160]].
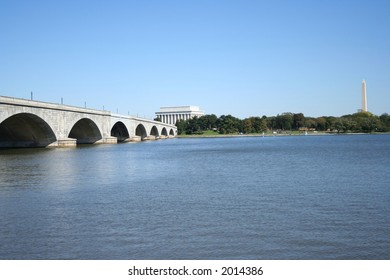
[[1, 95, 111, 116]]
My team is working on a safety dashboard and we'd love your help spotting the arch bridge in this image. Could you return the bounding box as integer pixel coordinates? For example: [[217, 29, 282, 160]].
[[0, 96, 177, 148]]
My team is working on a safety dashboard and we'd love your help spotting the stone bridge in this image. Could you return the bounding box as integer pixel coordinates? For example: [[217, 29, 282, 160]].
[[0, 96, 177, 148]]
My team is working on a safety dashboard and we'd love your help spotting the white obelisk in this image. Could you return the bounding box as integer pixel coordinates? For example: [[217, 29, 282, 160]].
[[362, 79, 367, 112]]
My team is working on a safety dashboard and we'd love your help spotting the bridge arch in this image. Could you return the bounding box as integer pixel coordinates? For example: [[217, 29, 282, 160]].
[[0, 113, 57, 148], [111, 121, 129, 142], [150, 126, 159, 137], [169, 128, 175, 136], [69, 118, 102, 144], [135, 124, 147, 140], [161, 127, 168, 136]]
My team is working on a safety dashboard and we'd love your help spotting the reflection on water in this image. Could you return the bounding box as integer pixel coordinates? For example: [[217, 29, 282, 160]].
[[1, 135, 390, 259]]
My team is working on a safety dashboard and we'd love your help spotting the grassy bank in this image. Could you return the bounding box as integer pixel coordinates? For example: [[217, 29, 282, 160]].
[[177, 131, 390, 138], [176, 130, 329, 138]]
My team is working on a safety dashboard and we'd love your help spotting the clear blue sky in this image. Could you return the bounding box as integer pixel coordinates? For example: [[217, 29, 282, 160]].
[[1, 0, 389, 119]]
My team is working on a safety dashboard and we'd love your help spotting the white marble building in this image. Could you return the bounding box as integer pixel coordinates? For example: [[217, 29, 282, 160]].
[[156, 106, 205, 125]]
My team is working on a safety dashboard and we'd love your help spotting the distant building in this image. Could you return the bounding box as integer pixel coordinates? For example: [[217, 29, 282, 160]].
[[156, 106, 205, 125], [362, 79, 368, 112]]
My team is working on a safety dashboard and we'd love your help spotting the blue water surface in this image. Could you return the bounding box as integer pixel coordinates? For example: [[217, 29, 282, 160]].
[[0, 134, 389, 259]]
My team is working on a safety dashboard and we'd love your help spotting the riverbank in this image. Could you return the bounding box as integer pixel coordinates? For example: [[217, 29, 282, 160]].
[[177, 131, 330, 138], [176, 131, 388, 138]]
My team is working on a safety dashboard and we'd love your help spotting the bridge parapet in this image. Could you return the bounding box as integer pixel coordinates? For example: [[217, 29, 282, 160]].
[[0, 95, 111, 116]]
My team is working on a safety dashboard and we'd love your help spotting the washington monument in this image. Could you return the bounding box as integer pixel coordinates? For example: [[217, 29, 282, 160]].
[[362, 79, 367, 112]]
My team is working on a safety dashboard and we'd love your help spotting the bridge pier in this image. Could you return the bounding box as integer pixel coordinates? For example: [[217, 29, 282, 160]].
[[128, 136, 142, 142], [144, 136, 156, 141], [56, 138, 77, 147], [102, 136, 117, 144], [54, 137, 117, 147]]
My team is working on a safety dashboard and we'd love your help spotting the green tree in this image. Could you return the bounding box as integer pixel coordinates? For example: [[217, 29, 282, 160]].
[[252, 117, 266, 133], [217, 115, 242, 134], [242, 117, 265, 134], [198, 114, 218, 131], [360, 115, 380, 133], [334, 118, 347, 133], [185, 116, 202, 135], [293, 113, 305, 130], [275, 113, 293, 130], [304, 118, 317, 130], [380, 113, 390, 131], [315, 117, 327, 131], [348, 112, 381, 133], [243, 118, 253, 134], [175, 119, 187, 135], [266, 116, 276, 131], [325, 116, 338, 132]]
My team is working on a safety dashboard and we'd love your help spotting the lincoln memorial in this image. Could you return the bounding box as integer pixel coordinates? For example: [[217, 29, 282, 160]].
[[156, 106, 205, 125]]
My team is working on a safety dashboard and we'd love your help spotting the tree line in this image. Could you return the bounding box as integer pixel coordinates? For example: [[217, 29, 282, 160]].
[[167, 112, 390, 135]]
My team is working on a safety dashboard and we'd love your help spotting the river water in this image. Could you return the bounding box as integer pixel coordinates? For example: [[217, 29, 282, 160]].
[[0, 135, 389, 260]]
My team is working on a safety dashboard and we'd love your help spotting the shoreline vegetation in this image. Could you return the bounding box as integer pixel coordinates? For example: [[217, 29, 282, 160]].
[[177, 130, 389, 138], [159, 111, 390, 137]]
